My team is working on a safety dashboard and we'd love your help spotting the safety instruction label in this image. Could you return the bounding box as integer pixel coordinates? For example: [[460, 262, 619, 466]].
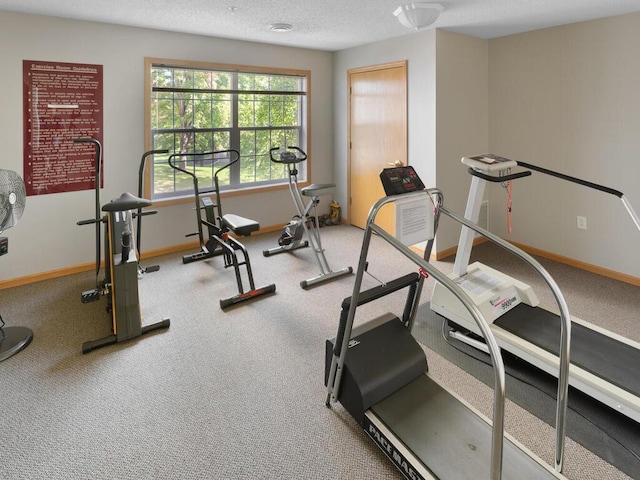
[[455, 270, 502, 297]]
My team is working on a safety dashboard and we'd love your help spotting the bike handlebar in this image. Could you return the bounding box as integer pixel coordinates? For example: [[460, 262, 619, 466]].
[[269, 146, 307, 164]]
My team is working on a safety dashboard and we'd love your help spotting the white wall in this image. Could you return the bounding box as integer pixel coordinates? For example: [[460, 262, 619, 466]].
[[0, 11, 333, 282], [333, 29, 489, 254], [489, 13, 640, 277], [332, 29, 437, 217]]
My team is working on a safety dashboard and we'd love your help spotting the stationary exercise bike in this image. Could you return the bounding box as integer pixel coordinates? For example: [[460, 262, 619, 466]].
[[75, 138, 170, 353], [263, 146, 352, 289], [168, 149, 276, 309]]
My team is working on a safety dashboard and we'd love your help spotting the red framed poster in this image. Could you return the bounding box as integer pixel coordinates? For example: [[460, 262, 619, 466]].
[[23, 60, 104, 196]]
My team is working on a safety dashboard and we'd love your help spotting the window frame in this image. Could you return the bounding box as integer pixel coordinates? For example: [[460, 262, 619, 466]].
[[144, 57, 311, 204]]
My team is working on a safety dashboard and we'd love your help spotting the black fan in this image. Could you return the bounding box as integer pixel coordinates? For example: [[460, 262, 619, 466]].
[[0, 169, 32, 362]]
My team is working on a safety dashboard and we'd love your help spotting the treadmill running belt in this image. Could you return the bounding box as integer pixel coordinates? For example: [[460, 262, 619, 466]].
[[494, 303, 640, 398], [371, 375, 559, 479]]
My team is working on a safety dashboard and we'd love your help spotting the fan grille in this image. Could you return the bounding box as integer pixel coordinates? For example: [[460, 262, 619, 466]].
[[0, 169, 26, 233]]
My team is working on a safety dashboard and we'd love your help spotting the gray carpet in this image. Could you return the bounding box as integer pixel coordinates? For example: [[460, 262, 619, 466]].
[[0, 225, 636, 479]]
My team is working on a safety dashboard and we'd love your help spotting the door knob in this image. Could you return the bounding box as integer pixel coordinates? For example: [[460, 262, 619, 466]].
[[388, 160, 404, 167]]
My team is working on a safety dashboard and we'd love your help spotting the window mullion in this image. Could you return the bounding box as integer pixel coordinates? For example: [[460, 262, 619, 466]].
[[230, 73, 241, 188]]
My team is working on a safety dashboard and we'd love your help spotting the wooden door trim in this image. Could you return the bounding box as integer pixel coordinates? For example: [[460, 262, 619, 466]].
[[347, 60, 408, 225]]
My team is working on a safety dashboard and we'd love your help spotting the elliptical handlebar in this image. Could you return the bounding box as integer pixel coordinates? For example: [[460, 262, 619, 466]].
[[213, 149, 240, 179], [168, 149, 240, 181], [269, 146, 307, 164]]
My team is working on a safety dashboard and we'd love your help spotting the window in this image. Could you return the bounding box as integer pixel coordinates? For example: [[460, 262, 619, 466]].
[[145, 58, 309, 199]]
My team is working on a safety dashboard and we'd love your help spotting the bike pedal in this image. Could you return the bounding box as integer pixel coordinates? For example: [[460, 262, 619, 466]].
[[81, 289, 101, 303]]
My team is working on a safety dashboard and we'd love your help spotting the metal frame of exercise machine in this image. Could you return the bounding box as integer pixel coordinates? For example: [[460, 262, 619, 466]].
[[431, 153, 640, 422], [136, 147, 168, 275], [75, 138, 170, 354], [326, 166, 570, 479], [168, 149, 276, 309], [263, 146, 352, 289]]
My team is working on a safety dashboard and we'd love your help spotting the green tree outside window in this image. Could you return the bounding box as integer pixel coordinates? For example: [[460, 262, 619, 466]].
[[148, 61, 308, 199]]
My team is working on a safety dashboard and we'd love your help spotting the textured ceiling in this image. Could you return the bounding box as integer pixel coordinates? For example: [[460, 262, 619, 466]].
[[1, 0, 640, 51]]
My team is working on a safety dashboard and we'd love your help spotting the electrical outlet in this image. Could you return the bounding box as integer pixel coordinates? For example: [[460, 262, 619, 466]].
[[577, 216, 587, 230]]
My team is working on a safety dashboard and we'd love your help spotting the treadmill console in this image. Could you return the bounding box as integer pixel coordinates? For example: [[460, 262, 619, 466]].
[[380, 166, 425, 196], [462, 154, 518, 173]]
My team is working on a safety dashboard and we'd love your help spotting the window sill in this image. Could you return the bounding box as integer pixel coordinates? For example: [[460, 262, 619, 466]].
[[148, 180, 310, 208]]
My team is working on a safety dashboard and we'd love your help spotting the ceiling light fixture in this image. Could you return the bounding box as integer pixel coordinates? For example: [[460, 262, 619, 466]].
[[393, 3, 444, 31], [269, 23, 293, 33]]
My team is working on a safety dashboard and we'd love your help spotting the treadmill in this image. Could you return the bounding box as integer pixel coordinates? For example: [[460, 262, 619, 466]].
[[431, 154, 640, 423], [325, 166, 569, 479]]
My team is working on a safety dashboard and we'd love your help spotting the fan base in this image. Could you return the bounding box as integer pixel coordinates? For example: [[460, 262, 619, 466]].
[[0, 326, 33, 362]]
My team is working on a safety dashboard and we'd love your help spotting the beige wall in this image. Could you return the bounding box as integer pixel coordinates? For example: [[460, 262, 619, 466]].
[[435, 30, 489, 251], [489, 13, 640, 277], [0, 11, 333, 282], [335, 14, 640, 280], [3, 9, 639, 283]]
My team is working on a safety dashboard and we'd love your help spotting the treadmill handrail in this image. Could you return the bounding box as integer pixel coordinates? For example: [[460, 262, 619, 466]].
[[516, 161, 623, 197], [439, 205, 571, 473], [517, 160, 640, 232], [327, 188, 508, 480]]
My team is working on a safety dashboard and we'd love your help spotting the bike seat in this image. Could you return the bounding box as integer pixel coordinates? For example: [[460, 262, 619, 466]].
[[102, 192, 152, 212], [301, 183, 335, 197], [222, 214, 260, 236]]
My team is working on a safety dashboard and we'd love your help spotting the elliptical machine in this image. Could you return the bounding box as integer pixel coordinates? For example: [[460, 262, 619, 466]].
[[263, 146, 352, 289], [75, 138, 170, 353], [168, 149, 276, 309]]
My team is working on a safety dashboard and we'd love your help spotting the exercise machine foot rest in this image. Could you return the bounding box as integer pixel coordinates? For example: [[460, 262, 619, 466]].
[[262, 240, 309, 257], [82, 318, 170, 354], [182, 249, 216, 264], [301, 267, 353, 290], [219, 284, 276, 309], [81, 289, 101, 303]]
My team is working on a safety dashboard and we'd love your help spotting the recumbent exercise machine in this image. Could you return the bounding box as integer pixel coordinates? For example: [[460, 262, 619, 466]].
[[168, 149, 276, 309], [75, 138, 170, 354], [263, 146, 352, 289]]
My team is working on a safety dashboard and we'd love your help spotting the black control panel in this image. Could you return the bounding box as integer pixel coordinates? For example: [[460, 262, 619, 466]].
[[380, 166, 425, 196]]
